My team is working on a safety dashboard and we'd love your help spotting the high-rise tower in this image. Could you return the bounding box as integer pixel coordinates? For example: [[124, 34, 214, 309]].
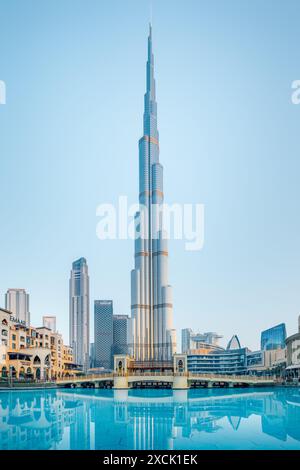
[[69, 257, 90, 370], [5, 288, 30, 327], [94, 300, 113, 369], [131, 25, 176, 362]]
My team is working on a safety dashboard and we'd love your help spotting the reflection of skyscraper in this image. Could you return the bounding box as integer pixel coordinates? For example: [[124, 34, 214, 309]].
[[94, 300, 113, 369], [261, 323, 286, 351], [69, 258, 90, 370], [5, 288, 30, 327], [131, 25, 176, 362]]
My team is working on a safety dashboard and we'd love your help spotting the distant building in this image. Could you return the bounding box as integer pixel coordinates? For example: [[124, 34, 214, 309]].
[[94, 300, 113, 370], [69, 258, 90, 370], [182, 328, 222, 354], [43, 316, 56, 332], [5, 289, 30, 327], [113, 315, 129, 356], [261, 323, 286, 351]]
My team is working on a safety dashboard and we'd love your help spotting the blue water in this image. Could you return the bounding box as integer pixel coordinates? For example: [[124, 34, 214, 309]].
[[0, 387, 300, 450]]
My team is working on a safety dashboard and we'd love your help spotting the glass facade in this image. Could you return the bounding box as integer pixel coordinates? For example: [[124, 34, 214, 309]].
[[261, 323, 286, 351], [113, 315, 129, 356], [94, 300, 113, 370]]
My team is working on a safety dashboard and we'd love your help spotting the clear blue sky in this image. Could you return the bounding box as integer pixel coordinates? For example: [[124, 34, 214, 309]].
[[0, 0, 299, 350]]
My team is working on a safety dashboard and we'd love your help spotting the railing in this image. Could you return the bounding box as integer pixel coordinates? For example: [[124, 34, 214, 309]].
[[55, 371, 276, 383], [57, 373, 113, 382], [189, 373, 274, 382], [127, 371, 174, 377]]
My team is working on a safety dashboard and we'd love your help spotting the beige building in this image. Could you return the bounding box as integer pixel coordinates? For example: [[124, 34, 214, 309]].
[[0, 307, 79, 381]]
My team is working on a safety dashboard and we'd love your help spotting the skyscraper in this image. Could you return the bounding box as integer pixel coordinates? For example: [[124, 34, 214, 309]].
[[69, 257, 90, 370], [113, 315, 129, 356], [5, 288, 30, 327], [94, 300, 113, 370], [131, 25, 176, 362], [43, 315, 56, 332]]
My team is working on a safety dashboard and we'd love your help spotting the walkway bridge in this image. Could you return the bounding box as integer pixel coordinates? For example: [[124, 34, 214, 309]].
[[56, 372, 276, 389]]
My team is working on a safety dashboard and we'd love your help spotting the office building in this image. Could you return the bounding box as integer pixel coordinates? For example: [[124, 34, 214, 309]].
[[69, 257, 90, 370], [113, 315, 129, 356], [94, 300, 113, 370], [5, 288, 30, 327]]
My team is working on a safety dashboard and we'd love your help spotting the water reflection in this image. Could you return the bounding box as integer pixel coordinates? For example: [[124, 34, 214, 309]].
[[0, 388, 300, 449]]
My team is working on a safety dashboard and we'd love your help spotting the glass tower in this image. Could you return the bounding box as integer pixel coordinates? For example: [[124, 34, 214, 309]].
[[69, 257, 90, 370], [131, 25, 176, 362], [113, 315, 129, 356], [94, 300, 113, 370], [261, 323, 287, 351]]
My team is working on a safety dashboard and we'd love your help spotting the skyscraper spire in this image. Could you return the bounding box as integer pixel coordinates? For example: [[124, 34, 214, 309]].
[[131, 26, 177, 363]]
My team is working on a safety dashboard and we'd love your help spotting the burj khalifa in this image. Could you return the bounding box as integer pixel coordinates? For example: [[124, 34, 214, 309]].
[[131, 25, 177, 363]]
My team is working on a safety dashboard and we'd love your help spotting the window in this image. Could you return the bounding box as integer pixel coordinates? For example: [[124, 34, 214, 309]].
[[1, 330, 8, 337], [12, 334, 16, 341]]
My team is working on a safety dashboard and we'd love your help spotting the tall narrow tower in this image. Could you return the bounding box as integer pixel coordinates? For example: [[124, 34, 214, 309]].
[[131, 25, 176, 363], [5, 288, 30, 327], [69, 257, 90, 370]]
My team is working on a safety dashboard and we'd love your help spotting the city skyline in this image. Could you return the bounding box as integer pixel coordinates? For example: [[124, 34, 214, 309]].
[[1, 0, 300, 351]]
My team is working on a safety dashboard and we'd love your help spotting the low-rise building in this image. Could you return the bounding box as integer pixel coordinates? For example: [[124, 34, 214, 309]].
[[187, 336, 248, 375], [0, 307, 78, 381], [247, 348, 286, 377]]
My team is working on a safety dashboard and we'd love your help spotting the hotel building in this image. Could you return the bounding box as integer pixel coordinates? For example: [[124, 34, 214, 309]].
[[0, 307, 78, 380]]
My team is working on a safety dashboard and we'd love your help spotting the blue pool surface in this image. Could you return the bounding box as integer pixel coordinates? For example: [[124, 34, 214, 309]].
[[0, 387, 300, 450]]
